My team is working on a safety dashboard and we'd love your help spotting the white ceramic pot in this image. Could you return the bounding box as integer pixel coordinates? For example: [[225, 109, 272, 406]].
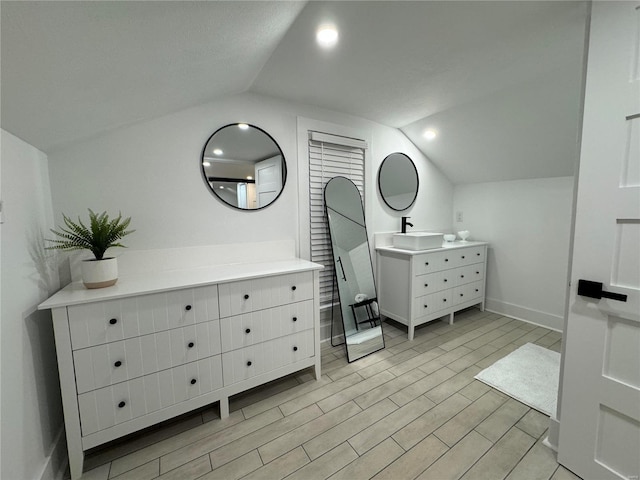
[[81, 257, 118, 289]]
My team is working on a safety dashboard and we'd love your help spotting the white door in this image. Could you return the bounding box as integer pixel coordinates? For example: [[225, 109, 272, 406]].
[[557, 3, 640, 479], [255, 155, 282, 208]]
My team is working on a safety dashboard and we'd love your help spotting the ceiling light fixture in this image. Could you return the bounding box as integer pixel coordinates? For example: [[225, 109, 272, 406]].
[[238, 123, 249, 130], [213, 148, 223, 155], [202, 161, 211, 167], [246, 176, 253, 180], [423, 129, 437, 141], [316, 25, 338, 49]]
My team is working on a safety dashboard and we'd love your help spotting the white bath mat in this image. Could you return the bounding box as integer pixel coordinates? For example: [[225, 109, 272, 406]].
[[474, 343, 560, 416]]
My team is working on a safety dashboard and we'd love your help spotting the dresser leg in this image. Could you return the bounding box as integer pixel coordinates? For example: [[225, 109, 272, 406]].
[[449, 312, 454, 325], [408, 324, 415, 341], [219, 397, 230, 419], [68, 446, 84, 480], [314, 359, 322, 380]]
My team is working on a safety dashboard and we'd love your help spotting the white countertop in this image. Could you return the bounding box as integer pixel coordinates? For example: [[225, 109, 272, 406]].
[[376, 240, 488, 256], [39, 258, 323, 310]]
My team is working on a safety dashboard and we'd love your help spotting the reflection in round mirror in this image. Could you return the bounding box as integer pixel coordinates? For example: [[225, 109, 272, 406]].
[[378, 152, 419, 211], [201, 124, 287, 210]]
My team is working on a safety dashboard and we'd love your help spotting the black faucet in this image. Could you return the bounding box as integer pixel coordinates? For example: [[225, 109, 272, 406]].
[[401, 216, 413, 233]]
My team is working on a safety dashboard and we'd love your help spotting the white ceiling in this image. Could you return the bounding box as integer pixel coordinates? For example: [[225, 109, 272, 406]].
[[1, 1, 588, 184]]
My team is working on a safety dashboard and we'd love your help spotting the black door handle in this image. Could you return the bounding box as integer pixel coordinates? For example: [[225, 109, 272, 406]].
[[578, 279, 627, 302]]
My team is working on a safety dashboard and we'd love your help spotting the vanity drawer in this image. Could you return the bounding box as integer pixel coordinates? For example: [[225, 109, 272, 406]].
[[414, 290, 453, 317], [413, 271, 454, 296], [73, 319, 221, 394], [218, 272, 313, 318], [68, 285, 219, 350], [455, 246, 485, 266], [453, 263, 485, 287], [413, 251, 461, 275], [222, 330, 314, 385], [77, 354, 223, 436], [453, 281, 484, 306], [220, 300, 314, 353]]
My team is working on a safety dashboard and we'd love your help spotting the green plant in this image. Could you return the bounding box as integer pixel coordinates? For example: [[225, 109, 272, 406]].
[[46, 209, 135, 260]]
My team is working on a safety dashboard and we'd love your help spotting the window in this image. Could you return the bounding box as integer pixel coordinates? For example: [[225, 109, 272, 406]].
[[308, 131, 367, 308]]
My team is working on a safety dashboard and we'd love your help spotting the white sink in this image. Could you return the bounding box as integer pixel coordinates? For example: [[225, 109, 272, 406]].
[[393, 232, 444, 250]]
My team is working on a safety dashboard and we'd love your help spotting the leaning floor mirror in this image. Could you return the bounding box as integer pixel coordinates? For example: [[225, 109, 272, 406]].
[[324, 176, 385, 362]]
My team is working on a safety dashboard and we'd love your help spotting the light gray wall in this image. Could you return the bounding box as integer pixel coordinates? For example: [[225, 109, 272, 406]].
[[453, 177, 575, 330], [47, 92, 454, 256], [1, 130, 65, 480]]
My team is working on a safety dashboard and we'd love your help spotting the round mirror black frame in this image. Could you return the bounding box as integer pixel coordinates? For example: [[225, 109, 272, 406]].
[[377, 152, 419, 211], [201, 123, 287, 211]]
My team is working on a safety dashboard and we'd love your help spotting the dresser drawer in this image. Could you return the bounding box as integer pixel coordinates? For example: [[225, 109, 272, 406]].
[[220, 300, 314, 352], [73, 319, 221, 394], [453, 281, 484, 306], [413, 251, 461, 275], [68, 285, 219, 350], [218, 272, 313, 318], [453, 263, 485, 287], [454, 246, 485, 266], [414, 290, 453, 317], [222, 330, 314, 385], [77, 355, 223, 436], [413, 270, 454, 296]]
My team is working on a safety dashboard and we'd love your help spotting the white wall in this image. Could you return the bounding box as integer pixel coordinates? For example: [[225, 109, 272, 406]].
[[1, 130, 65, 480], [453, 177, 574, 330], [372, 128, 453, 235], [47, 92, 454, 259]]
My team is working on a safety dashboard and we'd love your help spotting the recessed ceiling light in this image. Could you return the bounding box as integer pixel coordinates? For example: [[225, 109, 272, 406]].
[[202, 161, 211, 167], [423, 129, 437, 141], [213, 148, 223, 155], [316, 25, 338, 49], [246, 176, 253, 180], [238, 123, 249, 130]]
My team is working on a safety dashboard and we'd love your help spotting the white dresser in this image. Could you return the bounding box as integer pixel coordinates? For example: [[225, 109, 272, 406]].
[[376, 241, 488, 340], [39, 255, 322, 480]]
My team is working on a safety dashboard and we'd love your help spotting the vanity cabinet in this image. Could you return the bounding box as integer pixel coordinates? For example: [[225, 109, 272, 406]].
[[39, 259, 321, 480], [376, 242, 488, 340]]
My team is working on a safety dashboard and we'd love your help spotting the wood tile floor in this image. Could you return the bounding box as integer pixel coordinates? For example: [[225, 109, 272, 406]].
[[77, 308, 582, 480]]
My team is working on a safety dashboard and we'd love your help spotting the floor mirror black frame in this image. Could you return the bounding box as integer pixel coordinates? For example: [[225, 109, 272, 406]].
[[324, 176, 385, 363]]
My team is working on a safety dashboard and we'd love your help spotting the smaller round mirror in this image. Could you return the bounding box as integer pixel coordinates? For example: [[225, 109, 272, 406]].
[[201, 123, 286, 210], [378, 152, 419, 211]]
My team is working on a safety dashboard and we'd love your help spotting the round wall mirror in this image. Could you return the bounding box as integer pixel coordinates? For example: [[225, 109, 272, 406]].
[[377, 152, 419, 211], [201, 123, 287, 210]]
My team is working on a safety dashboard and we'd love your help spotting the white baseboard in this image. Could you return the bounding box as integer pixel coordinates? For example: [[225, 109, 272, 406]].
[[37, 427, 68, 480], [485, 298, 564, 332]]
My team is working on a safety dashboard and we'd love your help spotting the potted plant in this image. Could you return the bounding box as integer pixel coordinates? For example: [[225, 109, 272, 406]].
[[47, 209, 135, 289]]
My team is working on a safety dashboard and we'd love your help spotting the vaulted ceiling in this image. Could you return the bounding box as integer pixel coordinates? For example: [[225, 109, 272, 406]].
[[1, 1, 588, 184]]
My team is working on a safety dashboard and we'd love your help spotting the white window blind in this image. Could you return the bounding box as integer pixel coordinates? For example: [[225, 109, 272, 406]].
[[308, 131, 366, 308]]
